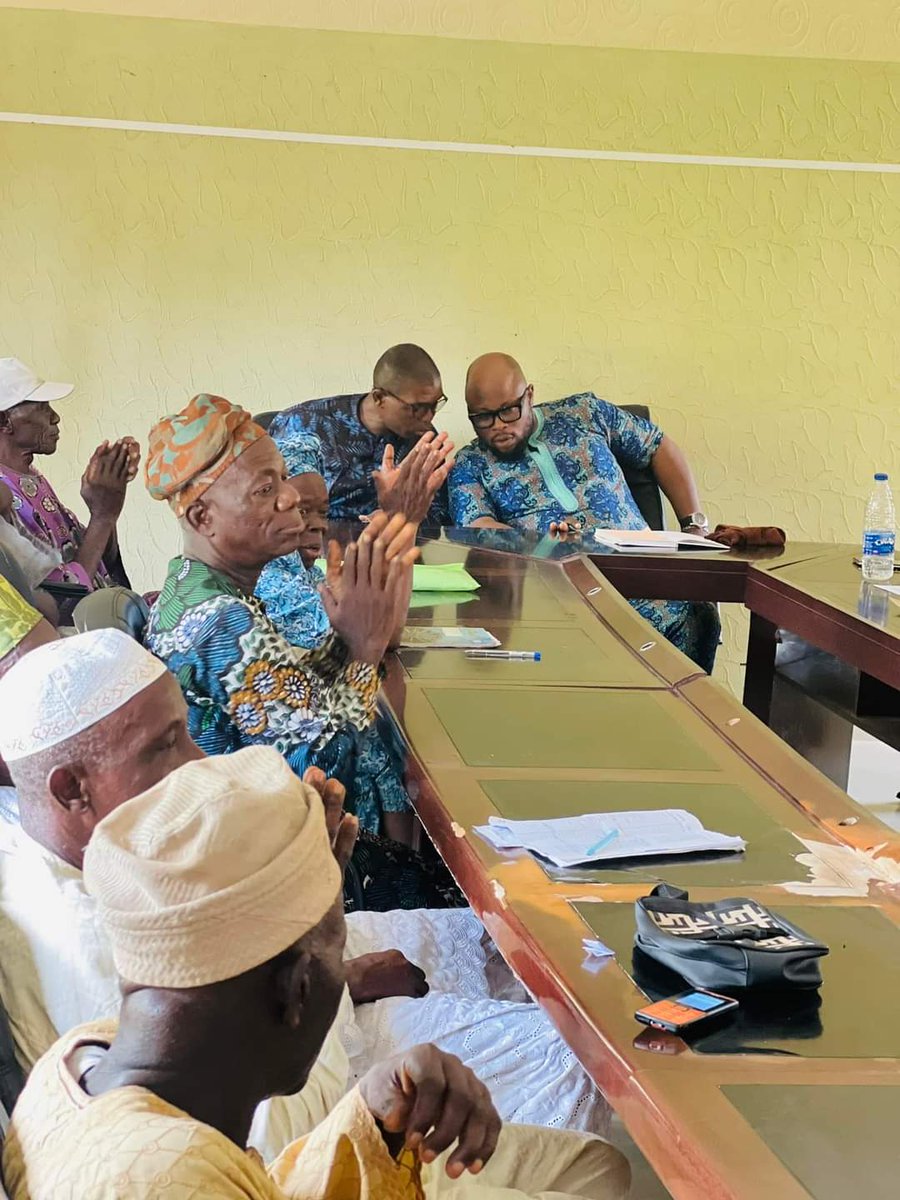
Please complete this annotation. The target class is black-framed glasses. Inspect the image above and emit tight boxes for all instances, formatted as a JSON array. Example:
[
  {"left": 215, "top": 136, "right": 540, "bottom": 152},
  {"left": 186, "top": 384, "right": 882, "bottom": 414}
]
[
  {"left": 469, "top": 385, "right": 531, "bottom": 431},
  {"left": 377, "top": 388, "right": 448, "bottom": 419}
]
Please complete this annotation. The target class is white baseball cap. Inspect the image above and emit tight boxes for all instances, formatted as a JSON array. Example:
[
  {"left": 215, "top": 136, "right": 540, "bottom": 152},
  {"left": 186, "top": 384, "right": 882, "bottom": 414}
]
[{"left": 0, "top": 357, "right": 74, "bottom": 414}]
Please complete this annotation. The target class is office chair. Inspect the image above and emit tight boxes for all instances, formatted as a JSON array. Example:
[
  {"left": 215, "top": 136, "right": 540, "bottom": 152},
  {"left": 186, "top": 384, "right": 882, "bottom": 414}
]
[
  {"left": 618, "top": 404, "right": 665, "bottom": 531},
  {"left": 72, "top": 588, "right": 150, "bottom": 642},
  {"left": 253, "top": 410, "right": 279, "bottom": 432}
]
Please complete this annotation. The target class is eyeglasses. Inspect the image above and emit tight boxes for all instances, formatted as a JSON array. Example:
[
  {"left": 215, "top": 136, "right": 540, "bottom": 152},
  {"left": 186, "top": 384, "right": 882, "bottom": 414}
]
[
  {"left": 468, "top": 386, "right": 531, "bottom": 431},
  {"left": 378, "top": 388, "right": 448, "bottom": 419}
]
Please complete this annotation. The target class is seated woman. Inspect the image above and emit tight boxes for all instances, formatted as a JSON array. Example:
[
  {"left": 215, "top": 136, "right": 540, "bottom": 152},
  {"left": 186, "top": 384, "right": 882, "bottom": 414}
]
[
  {"left": 143, "top": 393, "right": 459, "bottom": 911},
  {"left": 256, "top": 429, "right": 412, "bottom": 843}
]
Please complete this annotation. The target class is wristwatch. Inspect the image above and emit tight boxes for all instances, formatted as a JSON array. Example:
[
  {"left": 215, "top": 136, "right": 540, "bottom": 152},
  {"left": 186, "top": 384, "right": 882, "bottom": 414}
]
[{"left": 679, "top": 512, "right": 709, "bottom": 532}]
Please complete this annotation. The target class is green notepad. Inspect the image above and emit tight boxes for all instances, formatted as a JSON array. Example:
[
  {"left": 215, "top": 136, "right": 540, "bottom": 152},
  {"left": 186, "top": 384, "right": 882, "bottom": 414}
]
[
  {"left": 314, "top": 561, "right": 479, "bottom": 593},
  {"left": 412, "top": 563, "right": 480, "bottom": 592}
]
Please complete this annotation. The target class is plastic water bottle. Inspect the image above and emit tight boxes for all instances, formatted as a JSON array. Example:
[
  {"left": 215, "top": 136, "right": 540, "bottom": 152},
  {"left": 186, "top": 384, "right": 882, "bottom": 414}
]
[
  {"left": 858, "top": 581, "right": 891, "bottom": 626},
  {"left": 861, "top": 473, "right": 895, "bottom": 581}
]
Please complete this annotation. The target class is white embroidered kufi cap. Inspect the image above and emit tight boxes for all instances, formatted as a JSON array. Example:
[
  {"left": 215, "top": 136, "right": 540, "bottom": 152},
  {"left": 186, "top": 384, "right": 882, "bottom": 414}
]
[{"left": 0, "top": 628, "right": 167, "bottom": 761}]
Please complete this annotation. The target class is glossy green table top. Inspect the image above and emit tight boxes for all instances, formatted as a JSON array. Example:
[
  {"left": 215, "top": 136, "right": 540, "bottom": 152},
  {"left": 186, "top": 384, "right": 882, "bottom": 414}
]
[
  {"left": 400, "top": 621, "right": 663, "bottom": 687},
  {"left": 721, "top": 1083, "right": 900, "bottom": 1200},
  {"left": 388, "top": 534, "right": 900, "bottom": 1200},
  {"left": 423, "top": 686, "right": 721, "bottom": 771}
]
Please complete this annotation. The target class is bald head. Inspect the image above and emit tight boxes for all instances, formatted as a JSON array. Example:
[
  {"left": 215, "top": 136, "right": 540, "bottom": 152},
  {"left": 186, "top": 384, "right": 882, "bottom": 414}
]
[
  {"left": 465, "top": 353, "right": 525, "bottom": 410},
  {"left": 464, "top": 353, "right": 534, "bottom": 456}
]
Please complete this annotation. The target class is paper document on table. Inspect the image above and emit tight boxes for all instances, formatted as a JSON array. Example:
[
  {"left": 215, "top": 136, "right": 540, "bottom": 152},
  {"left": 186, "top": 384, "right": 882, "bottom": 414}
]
[
  {"left": 874, "top": 584, "right": 900, "bottom": 596},
  {"left": 593, "top": 529, "right": 729, "bottom": 554},
  {"left": 474, "top": 809, "right": 745, "bottom": 868}
]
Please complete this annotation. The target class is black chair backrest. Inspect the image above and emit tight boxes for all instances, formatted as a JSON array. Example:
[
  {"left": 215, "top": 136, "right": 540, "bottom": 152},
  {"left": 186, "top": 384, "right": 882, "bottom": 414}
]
[
  {"left": 254, "top": 410, "right": 279, "bottom": 433},
  {"left": 72, "top": 587, "right": 150, "bottom": 642},
  {"left": 618, "top": 404, "right": 665, "bottom": 530}
]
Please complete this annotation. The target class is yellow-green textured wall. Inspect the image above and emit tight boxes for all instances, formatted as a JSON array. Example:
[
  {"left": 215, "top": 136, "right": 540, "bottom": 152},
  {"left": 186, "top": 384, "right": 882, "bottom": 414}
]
[{"left": 1, "top": 7, "right": 899, "bottom": 688}]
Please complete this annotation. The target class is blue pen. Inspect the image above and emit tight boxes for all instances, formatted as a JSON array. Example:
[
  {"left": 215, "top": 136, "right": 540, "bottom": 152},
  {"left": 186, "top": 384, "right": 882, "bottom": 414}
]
[{"left": 585, "top": 828, "right": 620, "bottom": 858}]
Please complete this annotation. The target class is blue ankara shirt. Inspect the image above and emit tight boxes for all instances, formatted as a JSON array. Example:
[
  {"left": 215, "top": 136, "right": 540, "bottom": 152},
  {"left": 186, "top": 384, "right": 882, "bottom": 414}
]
[
  {"left": 448, "top": 393, "right": 663, "bottom": 534},
  {"left": 269, "top": 394, "right": 449, "bottom": 525}
]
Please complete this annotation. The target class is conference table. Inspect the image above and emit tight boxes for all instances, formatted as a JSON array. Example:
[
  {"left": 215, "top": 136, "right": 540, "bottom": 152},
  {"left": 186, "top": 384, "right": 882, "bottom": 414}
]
[{"left": 381, "top": 529, "right": 900, "bottom": 1200}]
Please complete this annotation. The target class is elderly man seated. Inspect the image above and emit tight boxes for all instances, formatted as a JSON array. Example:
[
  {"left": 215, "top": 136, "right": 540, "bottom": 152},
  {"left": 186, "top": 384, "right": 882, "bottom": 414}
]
[
  {"left": 142, "top": 393, "right": 459, "bottom": 910},
  {"left": 268, "top": 344, "right": 453, "bottom": 524},
  {"left": 255, "top": 427, "right": 413, "bottom": 844},
  {"left": 0, "top": 357, "right": 139, "bottom": 592},
  {"left": 449, "top": 353, "right": 720, "bottom": 673},
  {"left": 0, "top": 637, "right": 628, "bottom": 1199},
  {"left": 144, "top": 392, "right": 413, "bottom": 781}
]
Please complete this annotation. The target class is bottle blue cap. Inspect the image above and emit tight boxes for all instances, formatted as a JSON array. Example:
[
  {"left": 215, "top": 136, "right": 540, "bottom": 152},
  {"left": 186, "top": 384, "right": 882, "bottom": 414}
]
[{"left": 875, "top": 473, "right": 889, "bottom": 481}]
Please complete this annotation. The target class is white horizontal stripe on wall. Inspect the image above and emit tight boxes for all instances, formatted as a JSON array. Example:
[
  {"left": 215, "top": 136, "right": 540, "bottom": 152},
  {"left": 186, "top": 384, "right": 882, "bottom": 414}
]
[{"left": 2, "top": 111, "right": 899, "bottom": 173}]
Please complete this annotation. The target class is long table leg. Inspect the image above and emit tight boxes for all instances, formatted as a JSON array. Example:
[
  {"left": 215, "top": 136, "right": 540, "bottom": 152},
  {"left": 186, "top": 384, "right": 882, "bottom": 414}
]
[{"left": 743, "top": 612, "right": 778, "bottom": 723}]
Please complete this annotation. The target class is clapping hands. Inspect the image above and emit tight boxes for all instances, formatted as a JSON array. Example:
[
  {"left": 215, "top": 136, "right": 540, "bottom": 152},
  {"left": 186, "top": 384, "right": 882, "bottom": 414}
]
[
  {"left": 80, "top": 438, "right": 141, "bottom": 523},
  {"left": 373, "top": 432, "right": 454, "bottom": 526},
  {"left": 320, "top": 511, "right": 419, "bottom": 665}
]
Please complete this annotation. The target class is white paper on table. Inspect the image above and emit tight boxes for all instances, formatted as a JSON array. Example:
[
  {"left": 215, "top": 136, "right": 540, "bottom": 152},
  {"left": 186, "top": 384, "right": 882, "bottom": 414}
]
[
  {"left": 474, "top": 809, "right": 745, "bottom": 868},
  {"left": 593, "top": 529, "right": 729, "bottom": 554},
  {"left": 874, "top": 584, "right": 900, "bottom": 596},
  {"left": 583, "top": 938, "right": 616, "bottom": 959}
]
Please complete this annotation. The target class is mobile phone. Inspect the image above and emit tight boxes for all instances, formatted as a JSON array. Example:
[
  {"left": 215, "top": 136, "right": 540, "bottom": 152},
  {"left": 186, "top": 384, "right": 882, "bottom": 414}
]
[{"left": 635, "top": 989, "right": 738, "bottom": 1034}]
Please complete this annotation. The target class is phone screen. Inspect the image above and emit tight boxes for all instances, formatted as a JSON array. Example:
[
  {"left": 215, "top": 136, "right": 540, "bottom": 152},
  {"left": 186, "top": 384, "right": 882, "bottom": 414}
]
[
  {"left": 636, "top": 989, "right": 737, "bottom": 1031},
  {"left": 680, "top": 991, "right": 726, "bottom": 1011}
]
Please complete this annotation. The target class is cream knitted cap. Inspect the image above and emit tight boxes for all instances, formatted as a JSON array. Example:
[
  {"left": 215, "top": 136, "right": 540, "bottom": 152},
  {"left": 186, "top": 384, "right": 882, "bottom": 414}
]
[{"left": 83, "top": 746, "right": 342, "bottom": 988}]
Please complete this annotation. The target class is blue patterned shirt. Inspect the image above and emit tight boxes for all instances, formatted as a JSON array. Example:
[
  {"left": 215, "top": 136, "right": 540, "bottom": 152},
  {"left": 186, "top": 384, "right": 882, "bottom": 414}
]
[
  {"left": 256, "top": 555, "right": 331, "bottom": 650},
  {"left": 269, "top": 394, "right": 449, "bottom": 524},
  {"left": 449, "top": 393, "right": 663, "bottom": 534}
]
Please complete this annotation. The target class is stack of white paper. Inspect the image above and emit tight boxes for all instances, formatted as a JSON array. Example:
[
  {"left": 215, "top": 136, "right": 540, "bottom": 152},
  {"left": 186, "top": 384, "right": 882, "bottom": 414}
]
[
  {"left": 474, "top": 809, "right": 745, "bottom": 868},
  {"left": 593, "top": 529, "right": 729, "bottom": 554}
]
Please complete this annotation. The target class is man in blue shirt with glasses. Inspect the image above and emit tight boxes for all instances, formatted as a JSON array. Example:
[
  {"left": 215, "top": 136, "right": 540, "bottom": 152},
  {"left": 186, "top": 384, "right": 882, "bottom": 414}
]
[
  {"left": 269, "top": 344, "right": 452, "bottom": 526},
  {"left": 448, "top": 352, "right": 719, "bottom": 672}
]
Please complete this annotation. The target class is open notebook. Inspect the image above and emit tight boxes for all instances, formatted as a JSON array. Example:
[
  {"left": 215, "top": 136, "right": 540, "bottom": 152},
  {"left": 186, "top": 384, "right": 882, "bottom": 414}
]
[
  {"left": 475, "top": 810, "right": 745, "bottom": 868},
  {"left": 593, "top": 530, "right": 728, "bottom": 553}
]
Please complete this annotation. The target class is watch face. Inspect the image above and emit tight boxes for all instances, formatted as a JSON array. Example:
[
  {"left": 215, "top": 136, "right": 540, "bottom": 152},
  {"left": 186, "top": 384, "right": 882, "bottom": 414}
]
[{"left": 682, "top": 513, "right": 708, "bottom": 529}]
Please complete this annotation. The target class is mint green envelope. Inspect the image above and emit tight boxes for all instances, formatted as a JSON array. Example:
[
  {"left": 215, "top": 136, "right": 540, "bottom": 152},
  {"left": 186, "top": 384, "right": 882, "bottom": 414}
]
[{"left": 315, "top": 560, "right": 479, "bottom": 593}]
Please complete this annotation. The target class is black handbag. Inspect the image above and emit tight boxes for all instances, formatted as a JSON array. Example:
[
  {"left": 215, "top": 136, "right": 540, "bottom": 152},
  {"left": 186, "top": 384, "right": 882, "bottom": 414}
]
[{"left": 635, "top": 885, "right": 829, "bottom": 991}]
